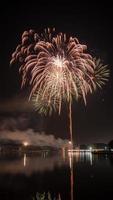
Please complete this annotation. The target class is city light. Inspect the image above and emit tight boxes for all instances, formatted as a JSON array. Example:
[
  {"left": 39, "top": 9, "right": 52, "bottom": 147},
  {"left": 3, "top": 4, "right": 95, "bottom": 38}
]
[
  {"left": 23, "top": 154, "right": 27, "bottom": 167},
  {"left": 89, "top": 146, "right": 92, "bottom": 151},
  {"left": 23, "top": 141, "right": 29, "bottom": 147},
  {"left": 69, "top": 141, "right": 72, "bottom": 145}
]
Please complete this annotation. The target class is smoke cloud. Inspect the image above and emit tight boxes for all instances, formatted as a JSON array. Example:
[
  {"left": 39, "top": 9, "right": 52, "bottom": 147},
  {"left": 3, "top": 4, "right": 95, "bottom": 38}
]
[{"left": 0, "top": 116, "right": 68, "bottom": 148}]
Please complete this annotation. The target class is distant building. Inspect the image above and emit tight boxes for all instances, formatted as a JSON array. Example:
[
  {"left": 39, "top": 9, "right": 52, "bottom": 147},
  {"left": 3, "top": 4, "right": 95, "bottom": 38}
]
[
  {"left": 79, "top": 144, "right": 89, "bottom": 150},
  {"left": 90, "top": 143, "right": 108, "bottom": 153},
  {"left": 0, "top": 139, "right": 62, "bottom": 155},
  {"left": 0, "top": 143, "right": 21, "bottom": 154},
  {"left": 79, "top": 143, "right": 108, "bottom": 152}
]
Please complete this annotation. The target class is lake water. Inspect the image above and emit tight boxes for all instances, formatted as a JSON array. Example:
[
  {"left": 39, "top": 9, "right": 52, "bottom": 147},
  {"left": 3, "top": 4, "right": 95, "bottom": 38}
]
[{"left": 0, "top": 152, "right": 113, "bottom": 200}]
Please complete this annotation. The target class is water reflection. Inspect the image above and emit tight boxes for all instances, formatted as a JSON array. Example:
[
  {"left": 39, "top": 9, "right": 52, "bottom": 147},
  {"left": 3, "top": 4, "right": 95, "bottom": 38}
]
[
  {"left": 67, "top": 152, "right": 111, "bottom": 200},
  {"left": 23, "top": 153, "right": 27, "bottom": 167},
  {"left": 79, "top": 152, "right": 93, "bottom": 165},
  {"left": 0, "top": 152, "right": 95, "bottom": 176},
  {"left": 108, "top": 154, "right": 113, "bottom": 166},
  {"left": 0, "top": 153, "right": 68, "bottom": 176},
  {"left": 68, "top": 152, "right": 93, "bottom": 200},
  {"left": 68, "top": 151, "right": 93, "bottom": 165},
  {"left": 0, "top": 152, "right": 113, "bottom": 200},
  {"left": 68, "top": 152, "right": 74, "bottom": 200}
]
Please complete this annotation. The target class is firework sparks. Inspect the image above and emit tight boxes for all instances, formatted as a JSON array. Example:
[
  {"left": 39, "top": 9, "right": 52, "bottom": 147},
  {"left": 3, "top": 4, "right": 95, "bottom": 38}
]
[{"left": 10, "top": 28, "right": 109, "bottom": 144}]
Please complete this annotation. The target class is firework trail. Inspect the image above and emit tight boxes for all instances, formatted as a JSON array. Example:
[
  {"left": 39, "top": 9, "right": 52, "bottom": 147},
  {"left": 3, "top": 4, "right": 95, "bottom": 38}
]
[{"left": 10, "top": 28, "right": 109, "bottom": 144}]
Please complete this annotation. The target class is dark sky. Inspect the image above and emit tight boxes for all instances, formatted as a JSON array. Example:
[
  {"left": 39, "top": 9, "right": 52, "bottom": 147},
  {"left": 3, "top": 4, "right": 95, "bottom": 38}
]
[{"left": 0, "top": 1, "right": 113, "bottom": 145}]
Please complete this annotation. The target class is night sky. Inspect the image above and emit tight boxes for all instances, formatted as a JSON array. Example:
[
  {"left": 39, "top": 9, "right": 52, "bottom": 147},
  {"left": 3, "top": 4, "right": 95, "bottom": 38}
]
[{"left": 0, "top": 2, "right": 113, "bottom": 145}]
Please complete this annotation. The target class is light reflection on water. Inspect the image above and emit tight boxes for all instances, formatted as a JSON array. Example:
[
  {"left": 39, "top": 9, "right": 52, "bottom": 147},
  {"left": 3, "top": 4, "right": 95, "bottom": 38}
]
[
  {"left": 68, "top": 152, "right": 94, "bottom": 200},
  {"left": 0, "top": 153, "right": 69, "bottom": 175},
  {"left": 0, "top": 152, "right": 94, "bottom": 175},
  {"left": 0, "top": 152, "right": 113, "bottom": 200}
]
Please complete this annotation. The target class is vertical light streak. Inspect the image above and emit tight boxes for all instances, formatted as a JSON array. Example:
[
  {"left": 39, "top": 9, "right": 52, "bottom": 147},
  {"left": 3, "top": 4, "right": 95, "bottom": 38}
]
[
  {"left": 89, "top": 152, "right": 93, "bottom": 166},
  {"left": 69, "top": 100, "right": 73, "bottom": 150},
  {"left": 68, "top": 152, "right": 74, "bottom": 200},
  {"left": 62, "top": 147, "right": 66, "bottom": 161},
  {"left": 23, "top": 153, "right": 27, "bottom": 167}
]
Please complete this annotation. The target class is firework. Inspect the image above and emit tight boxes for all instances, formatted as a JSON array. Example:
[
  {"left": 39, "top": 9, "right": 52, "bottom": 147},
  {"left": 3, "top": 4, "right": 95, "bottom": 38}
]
[
  {"left": 10, "top": 28, "right": 109, "bottom": 144},
  {"left": 93, "top": 57, "right": 109, "bottom": 90}
]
